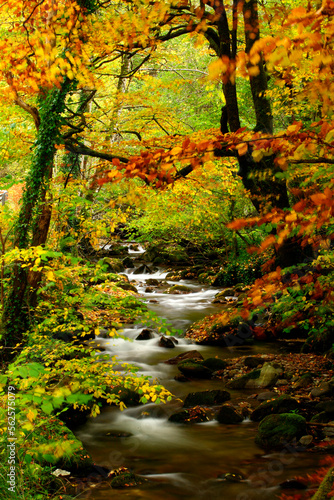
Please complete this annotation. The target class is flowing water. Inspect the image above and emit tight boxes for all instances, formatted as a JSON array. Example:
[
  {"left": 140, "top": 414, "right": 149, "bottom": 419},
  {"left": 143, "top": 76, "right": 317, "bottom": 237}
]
[{"left": 76, "top": 245, "right": 321, "bottom": 500}]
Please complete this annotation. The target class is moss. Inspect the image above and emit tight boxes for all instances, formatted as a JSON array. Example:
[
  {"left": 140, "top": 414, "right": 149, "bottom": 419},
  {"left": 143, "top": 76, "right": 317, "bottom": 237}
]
[
  {"left": 255, "top": 413, "right": 307, "bottom": 450},
  {"left": 251, "top": 395, "right": 300, "bottom": 422},
  {"left": 110, "top": 472, "right": 141, "bottom": 488}
]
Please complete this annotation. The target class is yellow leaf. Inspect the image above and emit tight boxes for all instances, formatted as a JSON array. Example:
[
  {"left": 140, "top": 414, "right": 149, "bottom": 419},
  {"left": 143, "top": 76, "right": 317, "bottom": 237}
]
[
  {"left": 170, "top": 146, "right": 182, "bottom": 155},
  {"left": 46, "top": 271, "right": 56, "bottom": 281},
  {"left": 252, "top": 149, "right": 264, "bottom": 162}
]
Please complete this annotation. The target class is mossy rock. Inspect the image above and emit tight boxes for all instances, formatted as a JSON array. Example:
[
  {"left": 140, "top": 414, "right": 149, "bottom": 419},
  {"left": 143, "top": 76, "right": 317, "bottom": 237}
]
[
  {"left": 251, "top": 395, "right": 300, "bottom": 422},
  {"left": 255, "top": 413, "right": 307, "bottom": 450},
  {"left": 177, "top": 360, "right": 212, "bottom": 379},
  {"left": 110, "top": 387, "right": 141, "bottom": 406},
  {"left": 202, "top": 357, "right": 228, "bottom": 372},
  {"left": 310, "top": 412, "right": 332, "bottom": 424},
  {"left": 216, "top": 405, "right": 243, "bottom": 424},
  {"left": 226, "top": 369, "right": 261, "bottom": 390},
  {"left": 116, "top": 283, "right": 138, "bottom": 293},
  {"left": 183, "top": 390, "right": 230, "bottom": 408},
  {"left": 110, "top": 472, "right": 142, "bottom": 488},
  {"left": 31, "top": 419, "right": 93, "bottom": 474},
  {"left": 99, "top": 257, "right": 125, "bottom": 273}
]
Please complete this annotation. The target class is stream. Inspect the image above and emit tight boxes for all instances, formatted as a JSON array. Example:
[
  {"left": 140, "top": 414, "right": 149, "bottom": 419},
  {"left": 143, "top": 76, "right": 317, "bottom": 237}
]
[{"left": 75, "top": 244, "right": 321, "bottom": 500}]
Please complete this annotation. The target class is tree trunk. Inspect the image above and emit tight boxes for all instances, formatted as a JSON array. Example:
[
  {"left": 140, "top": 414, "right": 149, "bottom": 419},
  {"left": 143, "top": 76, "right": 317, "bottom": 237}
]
[{"left": 1, "top": 80, "right": 72, "bottom": 356}]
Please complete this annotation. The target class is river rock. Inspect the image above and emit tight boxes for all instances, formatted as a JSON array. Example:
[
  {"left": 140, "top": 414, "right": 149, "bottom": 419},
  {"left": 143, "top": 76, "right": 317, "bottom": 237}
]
[
  {"left": 257, "top": 391, "right": 278, "bottom": 401},
  {"left": 323, "top": 422, "right": 334, "bottom": 437},
  {"left": 255, "top": 413, "right": 307, "bottom": 450},
  {"left": 227, "top": 362, "right": 283, "bottom": 390},
  {"left": 315, "top": 401, "right": 334, "bottom": 414},
  {"left": 158, "top": 336, "right": 176, "bottom": 348},
  {"left": 216, "top": 405, "right": 243, "bottom": 424},
  {"left": 122, "top": 256, "right": 134, "bottom": 268},
  {"left": 136, "top": 328, "right": 155, "bottom": 340},
  {"left": 165, "top": 284, "right": 192, "bottom": 294},
  {"left": 146, "top": 278, "right": 160, "bottom": 286},
  {"left": 177, "top": 360, "right": 213, "bottom": 379},
  {"left": 99, "top": 257, "right": 125, "bottom": 273},
  {"left": 310, "top": 412, "right": 333, "bottom": 423},
  {"left": 248, "top": 362, "right": 283, "bottom": 388},
  {"left": 168, "top": 406, "right": 209, "bottom": 424},
  {"left": 299, "top": 435, "right": 313, "bottom": 447},
  {"left": 202, "top": 357, "right": 228, "bottom": 372},
  {"left": 310, "top": 381, "right": 334, "bottom": 398},
  {"left": 251, "top": 395, "right": 300, "bottom": 422},
  {"left": 110, "top": 387, "right": 141, "bottom": 406},
  {"left": 218, "top": 472, "right": 245, "bottom": 483},
  {"left": 294, "top": 373, "right": 314, "bottom": 389},
  {"left": 133, "top": 264, "right": 152, "bottom": 274},
  {"left": 244, "top": 356, "right": 266, "bottom": 369},
  {"left": 145, "top": 286, "right": 154, "bottom": 293},
  {"left": 183, "top": 390, "right": 231, "bottom": 408},
  {"left": 110, "top": 471, "right": 143, "bottom": 488},
  {"left": 226, "top": 369, "right": 261, "bottom": 390},
  {"left": 117, "top": 283, "right": 138, "bottom": 293},
  {"left": 164, "top": 350, "right": 204, "bottom": 365}
]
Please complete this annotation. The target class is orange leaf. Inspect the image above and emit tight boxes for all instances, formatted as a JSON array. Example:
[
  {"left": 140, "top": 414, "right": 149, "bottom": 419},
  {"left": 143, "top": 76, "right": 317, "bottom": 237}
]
[{"left": 236, "top": 142, "right": 248, "bottom": 156}]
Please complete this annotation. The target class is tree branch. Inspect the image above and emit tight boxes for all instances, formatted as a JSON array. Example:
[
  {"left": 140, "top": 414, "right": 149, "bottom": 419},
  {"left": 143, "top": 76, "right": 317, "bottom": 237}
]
[{"left": 64, "top": 139, "right": 129, "bottom": 164}]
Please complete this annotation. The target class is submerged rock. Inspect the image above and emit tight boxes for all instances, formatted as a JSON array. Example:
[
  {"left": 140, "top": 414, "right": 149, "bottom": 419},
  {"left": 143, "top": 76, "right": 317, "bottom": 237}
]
[
  {"left": 165, "top": 284, "right": 193, "bottom": 294},
  {"left": 183, "top": 390, "right": 230, "bottom": 408},
  {"left": 255, "top": 413, "right": 307, "bottom": 450}
]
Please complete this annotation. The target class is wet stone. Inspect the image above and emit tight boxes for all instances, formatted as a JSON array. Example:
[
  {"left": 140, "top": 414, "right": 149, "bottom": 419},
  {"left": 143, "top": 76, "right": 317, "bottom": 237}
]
[
  {"left": 164, "top": 350, "right": 204, "bottom": 365},
  {"left": 183, "top": 390, "right": 230, "bottom": 408},
  {"left": 158, "top": 336, "right": 176, "bottom": 348},
  {"left": 216, "top": 405, "right": 243, "bottom": 424},
  {"left": 136, "top": 328, "right": 155, "bottom": 341}
]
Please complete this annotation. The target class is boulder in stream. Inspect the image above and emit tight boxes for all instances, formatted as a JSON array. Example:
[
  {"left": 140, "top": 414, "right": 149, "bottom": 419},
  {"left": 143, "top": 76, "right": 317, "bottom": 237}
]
[
  {"left": 251, "top": 395, "right": 300, "bottom": 422},
  {"left": 133, "top": 264, "right": 152, "bottom": 275},
  {"left": 168, "top": 406, "right": 209, "bottom": 424},
  {"left": 158, "top": 336, "right": 176, "bottom": 348},
  {"left": 183, "top": 389, "right": 231, "bottom": 407},
  {"left": 164, "top": 350, "right": 204, "bottom": 365},
  {"left": 177, "top": 360, "right": 213, "bottom": 379},
  {"left": 255, "top": 413, "right": 307, "bottom": 450},
  {"left": 164, "top": 284, "right": 193, "bottom": 294},
  {"left": 146, "top": 278, "right": 160, "bottom": 286},
  {"left": 136, "top": 328, "right": 155, "bottom": 340},
  {"left": 202, "top": 357, "right": 228, "bottom": 372},
  {"left": 216, "top": 405, "right": 243, "bottom": 424},
  {"left": 122, "top": 256, "right": 134, "bottom": 268}
]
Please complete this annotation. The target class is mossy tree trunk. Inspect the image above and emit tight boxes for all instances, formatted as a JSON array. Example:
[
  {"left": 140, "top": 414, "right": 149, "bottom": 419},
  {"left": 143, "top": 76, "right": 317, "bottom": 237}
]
[{"left": 1, "top": 80, "right": 72, "bottom": 356}]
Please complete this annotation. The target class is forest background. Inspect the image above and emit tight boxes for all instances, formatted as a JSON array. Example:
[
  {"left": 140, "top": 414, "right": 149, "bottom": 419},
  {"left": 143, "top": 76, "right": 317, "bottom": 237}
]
[{"left": 0, "top": 0, "right": 334, "bottom": 498}]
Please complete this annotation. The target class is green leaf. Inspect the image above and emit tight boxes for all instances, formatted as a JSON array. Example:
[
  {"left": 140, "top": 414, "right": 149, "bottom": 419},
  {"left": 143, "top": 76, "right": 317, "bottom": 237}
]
[{"left": 41, "top": 402, "right": 53, "bottom": 415}]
